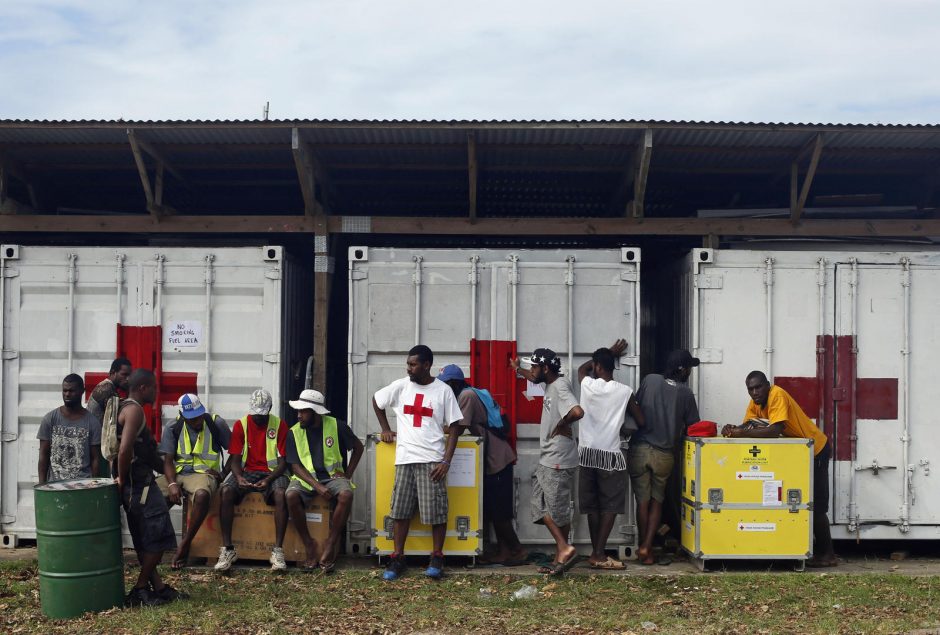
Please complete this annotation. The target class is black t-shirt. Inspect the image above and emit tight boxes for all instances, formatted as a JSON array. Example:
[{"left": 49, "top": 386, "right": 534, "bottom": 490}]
[{"left": 285, "top": 419, "right": 357, "bottom": 482}]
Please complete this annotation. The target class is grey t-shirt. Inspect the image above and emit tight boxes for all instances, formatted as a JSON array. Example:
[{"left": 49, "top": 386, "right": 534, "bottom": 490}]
[
  {"left": 159, "top": 416, "right": 231, "bottom": 474},
  {"left": 36, "top": 408, "right": 102, "bottom": 482},
  {"left": 632, "top": 374, "right": 700, "bottom": 451},
  {"left": 539, "top": 376, "right": 580, "bottom": 469}
]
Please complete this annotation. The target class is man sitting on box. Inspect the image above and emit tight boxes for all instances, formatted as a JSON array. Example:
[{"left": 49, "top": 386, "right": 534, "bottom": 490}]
[
  {"left": 285, "top": 388, "right": 364, "bottom": 573},
  {"left": 214, "top": 389, "right": 290, "bottom": 572},
  {"left": 721, "top": 370, "right": 837, "bottom": 568},
  {"left": 157, "top": 393, "right": 231, "bottom": 570}
]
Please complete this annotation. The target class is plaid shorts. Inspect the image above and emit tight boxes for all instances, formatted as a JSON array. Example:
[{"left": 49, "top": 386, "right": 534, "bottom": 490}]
[
  {"left": 531, "top": 464, "right": 575, "bottom": 526},
  {"left": 389, "top": 463, "right": 448, "bottom": 525}
]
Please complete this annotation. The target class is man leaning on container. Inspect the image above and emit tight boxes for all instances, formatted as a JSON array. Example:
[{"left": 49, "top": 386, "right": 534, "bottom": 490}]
[
  {"left": 372, "top": 344, "right": 464, "bottom": 581},
  {"left": 721, "top": 370, "right": 837, "bottom": 568},
  {"left": 155, "top": 393, "right": 231, "bottom": 570}
]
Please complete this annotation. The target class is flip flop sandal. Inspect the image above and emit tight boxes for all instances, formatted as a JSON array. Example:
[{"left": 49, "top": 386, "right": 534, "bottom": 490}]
[
  {"left": 550, "top": 554, "right": 581, "bottom": 576},
  {"left": 319, "top": 561, "right": 337, "bottom": 574},
  {"left": 590, "top": 557, "right": 625, "bottom": 570},
  {"left": 300, "top": 561, "right": 319, "bottom": 571},
  {"left": 537, "top": 564, "right": 557, "bottom": 574}
]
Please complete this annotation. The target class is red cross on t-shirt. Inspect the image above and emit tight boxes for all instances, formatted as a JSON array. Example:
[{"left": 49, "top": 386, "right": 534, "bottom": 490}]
[{"left": 403, "top": 393, "right": 434, "bottom": 427}]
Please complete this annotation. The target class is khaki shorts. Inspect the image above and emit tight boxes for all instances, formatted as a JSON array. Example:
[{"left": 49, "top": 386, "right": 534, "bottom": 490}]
[
  {"left": 155, "top": 472, "right": 220, "bottom": 501},
  {"left": 286, "top": 477, "right": 353, "bottom": 505},
  {"left": 627, "top": 443, "right": 674, "bottom": 503}
]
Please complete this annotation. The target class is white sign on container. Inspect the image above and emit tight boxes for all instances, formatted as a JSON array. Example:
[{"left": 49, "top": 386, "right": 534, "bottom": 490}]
[{"left": 166, "top": 321, "right": 202, "bottom": 348}]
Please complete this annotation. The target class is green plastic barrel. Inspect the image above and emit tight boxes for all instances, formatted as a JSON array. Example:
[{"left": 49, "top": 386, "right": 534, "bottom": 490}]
[{"left": 35, "top": 478, "right": 124, "bottom": 618}]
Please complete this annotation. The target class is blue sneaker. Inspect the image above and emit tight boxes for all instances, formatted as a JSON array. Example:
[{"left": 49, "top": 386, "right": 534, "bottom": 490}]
[
  {"left": 383, "top": 555, "right": 406, "bottom": 581},
  {"left": 424, "top": 553, "right": 445, "bottom": 579}
]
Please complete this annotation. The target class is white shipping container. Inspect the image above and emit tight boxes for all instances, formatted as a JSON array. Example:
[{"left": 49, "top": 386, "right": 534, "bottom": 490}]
[
  {"left": 680, "top": 247, "right": 940, "bottom": 539},
  {"left": 0, "top": 245, "right": 309, "bottom": 544},
  {"left": 346, "top": 247, "right": 642, "bottom": 556}
]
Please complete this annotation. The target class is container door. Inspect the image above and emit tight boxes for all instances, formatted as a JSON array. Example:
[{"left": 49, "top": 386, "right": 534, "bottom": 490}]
[{"left": 834, "top": 263, "right": 904, "bottom": 526}]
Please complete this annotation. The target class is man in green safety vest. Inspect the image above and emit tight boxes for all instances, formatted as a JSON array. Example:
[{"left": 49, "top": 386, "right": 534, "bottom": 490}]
[
  {"left": 215, "top": 388, "right": 290, "bottom": 572},
  {"left": 156, "top": 393, "right": 231, "bottom": 569},
  {"left": 285, "top": 389, "right": 364, "bottom": 572}
]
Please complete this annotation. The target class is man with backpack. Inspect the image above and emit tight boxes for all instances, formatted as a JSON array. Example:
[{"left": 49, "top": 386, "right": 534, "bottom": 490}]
[
  {"left": 156, "top": 393, "right": 231, "bottom": 569},
  {"left": 111, "top": 369, "right": 187, "bottom": 607},
  {"left": 438, "top": 364, "right": 526, "bottom": 566}
]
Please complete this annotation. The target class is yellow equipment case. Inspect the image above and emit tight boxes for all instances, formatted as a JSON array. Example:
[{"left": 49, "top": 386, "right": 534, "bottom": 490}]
[
  {"left": 370, "top": 435, "right": 483, "bottom": 559},
  {"left": 681, "top": 437, "right": 814, "bottom": 571}
]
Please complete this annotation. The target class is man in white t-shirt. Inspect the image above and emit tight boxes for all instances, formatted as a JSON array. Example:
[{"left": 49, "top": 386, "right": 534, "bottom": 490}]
[
  {"left": 576, "top": 340, "right": 644, "bottom": 569},
  {"left": 373, "top": 344, "right": 464, "bottom": 581}
]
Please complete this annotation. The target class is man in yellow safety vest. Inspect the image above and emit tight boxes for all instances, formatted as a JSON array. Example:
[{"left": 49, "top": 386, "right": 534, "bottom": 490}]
[
  {"left": 285, "top": 389, "right": 364, "bottom": 572},
  {"left": 157, "top": 393, "right": 231, "bottom": 569},
  {"left": 215, "top": 388, "right": 290, "bottom": 572}
]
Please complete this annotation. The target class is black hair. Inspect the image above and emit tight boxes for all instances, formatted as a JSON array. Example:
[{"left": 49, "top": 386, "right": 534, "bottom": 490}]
[
  {"left": 408, "top": 345, "right": 434, "bottom": 365},
  {"left": 746, "top": 370, "right": 769, "bottom": 385},
  {"left": 592, "top": 347, "right": 616, "bottom": 373},
  {"left": 62, "top": 373, "right": 84, "bottom": 390},
  {"left": 109, "top": 357, "right": 132, "bottom": 374},
  {"left": 128, "top": 368, "right": 156, "bottom": 392}
]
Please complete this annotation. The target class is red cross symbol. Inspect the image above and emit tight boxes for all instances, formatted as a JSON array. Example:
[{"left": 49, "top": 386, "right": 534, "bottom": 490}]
[
  {"left": 774, "top": 335, "right": 898, "bottom": 462},
  {"left": 403, "top": 393, "right": 434, "bottom": 428},
  {"left": 84, "top": 324, "right": 198, "bottom": 439}
]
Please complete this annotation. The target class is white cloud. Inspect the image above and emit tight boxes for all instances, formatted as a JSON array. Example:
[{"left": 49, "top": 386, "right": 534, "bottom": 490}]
[{"left": 0, "top": 0, "right": 939, "bottom": 123}]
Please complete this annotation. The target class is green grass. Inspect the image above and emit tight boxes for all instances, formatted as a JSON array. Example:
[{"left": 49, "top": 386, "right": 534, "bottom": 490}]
[{"left": 2, "top": 559, "right": 939, "bottom": 634}]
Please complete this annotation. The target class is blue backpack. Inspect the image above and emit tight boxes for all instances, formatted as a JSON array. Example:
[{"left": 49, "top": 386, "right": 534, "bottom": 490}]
[{"left": 469, "top": 387, "right": 505, "bottom": 431}]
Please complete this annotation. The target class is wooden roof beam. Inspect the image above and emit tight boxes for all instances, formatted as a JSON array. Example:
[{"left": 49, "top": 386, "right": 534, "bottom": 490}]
[
  {"left": 127, "top": 129, "right": 177, "bottom": 218},
  {"left": 468, "top": 132, "right": 478, "bottom": 223},
  {"left": 291, "top": 128, "right": 322, "bottom": 216},
  {"left": 627, "top": 129, "right": 653, "bottom": 218},
  {"left": 5, "top": 214, "right": 940, "bottom": 238},
  {"left": 790, "top": 134, "right": 825, "bottom": 223}
]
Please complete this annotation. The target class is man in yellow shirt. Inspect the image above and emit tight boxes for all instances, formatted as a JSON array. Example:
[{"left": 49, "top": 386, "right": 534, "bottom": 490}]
[{"left": 721, "top": 370, "right": 836, "bottom": 567}]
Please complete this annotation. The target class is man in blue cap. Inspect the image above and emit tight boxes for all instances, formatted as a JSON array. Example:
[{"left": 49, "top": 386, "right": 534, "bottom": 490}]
[
  {"left": 438, "top": 364, "right": 526, "bottom": 566},
  {"left": 156, "top": 393, "right": 231, "bottom": 569}
]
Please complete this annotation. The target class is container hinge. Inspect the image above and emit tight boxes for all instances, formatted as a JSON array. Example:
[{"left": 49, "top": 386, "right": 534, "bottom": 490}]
[
  {"left": 1, "top": 432, "right": 17, "bottom": 442},
  {"left": 1, "top": 515, "right": 14, "bottom": 524},
  {"left": 350, "top": 353, "right": 367, "bottom": 364},
  {"left": 1, "top": 350, "right": 18, "bottom": 360},
  {"left": 694, "top": 274, "right": 723, "bottom": 289},
  {"left": 350, "top": 270, "right": 368, "bottom": 281},
  {"left": 693, "top": 348, "right": 722, "bottom": 363},
  {"left": 265, "top": 269, "right": 281, "bottom": 280},
  {"left": 263, "top": 353, "right": 279, "bottom": 364},
  {"left": 1, "top": 268, "right": 18, "bottom": 278},
  {"left": 383, "top": 515, "right": 394, "bottom": 537},
  {"left": 455, "top": 516, "right": 470, "bottom": 540},
  {"left": 620, "top": 271, "right": 638, "bottom": 282}
]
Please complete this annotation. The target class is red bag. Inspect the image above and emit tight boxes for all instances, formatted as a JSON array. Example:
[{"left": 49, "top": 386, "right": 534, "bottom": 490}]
[{"left": 687, "top": 420, "right": 718, "bottom": 437}]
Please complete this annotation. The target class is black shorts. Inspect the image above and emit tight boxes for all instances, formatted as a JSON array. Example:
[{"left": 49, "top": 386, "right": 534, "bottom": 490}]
[
  {"left": 578, "top": 465, "right": 627, "bottom": 514},
  {"left": 123, "top": 482, "right": 177, "bottom": 554},
  {"left": 221, "top": 471, "right": 289, "bottom": 506},
  {"left": 483, "top": 464, "right": 514, "bottom": 522}
]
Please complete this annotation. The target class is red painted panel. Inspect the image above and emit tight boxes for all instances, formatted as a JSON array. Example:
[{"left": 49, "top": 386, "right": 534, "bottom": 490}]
[
  {"left": 834, "top": 335, "right": 856, "bottom": 462},
  {"left": 856, "top": 378, "right": 899, "bottom": 420},
  {"left": 773, "top": 376, "right": 820, "bottom": 422},
  {"left": 83, "top": 372, "right": 109, "bottom": 401}
]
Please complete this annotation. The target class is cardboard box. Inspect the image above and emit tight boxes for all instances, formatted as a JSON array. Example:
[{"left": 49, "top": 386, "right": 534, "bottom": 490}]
[{"left": 187, "top": 492, "right": 330, "bottom": 563}]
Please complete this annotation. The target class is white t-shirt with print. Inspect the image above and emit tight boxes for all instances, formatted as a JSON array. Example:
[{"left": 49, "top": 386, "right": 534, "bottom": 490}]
[{"left": 374, "top": 377, "right": 464, "bottom": 465}]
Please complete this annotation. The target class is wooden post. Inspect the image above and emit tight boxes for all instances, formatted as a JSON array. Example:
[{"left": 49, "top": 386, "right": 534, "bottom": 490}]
[
  {"left": 127, "top": 129, "right": 156, "bottom": 217},
  {"left": 467, "top": 132, "right": 478, "bottom": 223},
  {"left": 790, "top": 162, "right": 798, "bottom": 212},
  {"left": 312, "top": 226, "right": 332, "bottom": 392}
]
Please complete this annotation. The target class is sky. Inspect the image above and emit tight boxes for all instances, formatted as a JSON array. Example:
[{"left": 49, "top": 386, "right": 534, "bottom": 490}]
[{"left": 1, "top": 0, "right": 939, "bottom": 124}]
